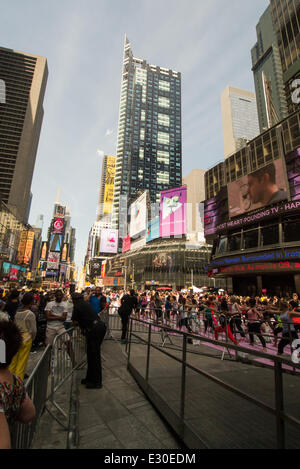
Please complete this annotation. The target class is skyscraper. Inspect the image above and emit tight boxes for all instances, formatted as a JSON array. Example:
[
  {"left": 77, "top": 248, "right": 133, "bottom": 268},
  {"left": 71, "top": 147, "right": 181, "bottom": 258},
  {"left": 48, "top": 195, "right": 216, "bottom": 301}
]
[
  {"left": 0, "top": 47, "right": 48, "bottom": 222},
  {"left": 97, "top": 154, "right": 116, "bottom": 221},
  {"left": 270, "top": 0, "right": 300, "bottom": 115},
  {"left": 112, "top": 36, "right": 182, "bottom": 229},
  {"left": 221, "top": 86, "right": 260, "bottom": 158},
  {"left": 251, "top": 5, "right": 288, "bottom": 132}
]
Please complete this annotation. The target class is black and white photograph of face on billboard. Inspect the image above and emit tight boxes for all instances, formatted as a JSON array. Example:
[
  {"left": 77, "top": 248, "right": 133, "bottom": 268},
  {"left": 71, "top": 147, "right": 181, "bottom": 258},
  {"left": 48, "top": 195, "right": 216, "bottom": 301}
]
[{"left": 228, "top": 158, "right": 288, "bottom": 218}]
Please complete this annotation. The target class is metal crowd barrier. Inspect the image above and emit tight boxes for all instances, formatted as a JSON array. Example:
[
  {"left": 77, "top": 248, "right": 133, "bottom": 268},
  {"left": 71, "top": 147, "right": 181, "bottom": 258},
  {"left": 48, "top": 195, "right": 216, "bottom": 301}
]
[
  {"left": 127, "top": 317, "right": 300, "bottom": 449},
  {"left": 46, "top": 326, "right": 86, "bottom": 429},
  {"left": 10, "top": 345, "right": 52, "bottom": 449}
]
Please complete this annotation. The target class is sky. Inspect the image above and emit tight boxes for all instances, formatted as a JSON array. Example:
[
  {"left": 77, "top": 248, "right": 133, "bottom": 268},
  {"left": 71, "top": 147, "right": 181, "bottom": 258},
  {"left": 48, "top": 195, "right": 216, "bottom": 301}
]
[{"left": 1, "top": 0, "right": 269, "bottom": 270}]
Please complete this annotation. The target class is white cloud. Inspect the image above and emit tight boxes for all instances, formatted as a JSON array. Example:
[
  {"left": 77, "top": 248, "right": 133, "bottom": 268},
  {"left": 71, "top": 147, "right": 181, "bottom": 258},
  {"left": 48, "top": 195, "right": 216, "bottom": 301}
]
[{"left": 105, "top": 129, "right": 113, "bottom": 136}]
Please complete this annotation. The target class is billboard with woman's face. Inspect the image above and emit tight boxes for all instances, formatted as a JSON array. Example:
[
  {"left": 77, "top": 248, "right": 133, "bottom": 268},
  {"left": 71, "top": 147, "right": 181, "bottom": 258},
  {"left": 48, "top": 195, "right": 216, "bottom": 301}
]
[{"left": 228, "top": 158, "right": 288, "bottom": 218}]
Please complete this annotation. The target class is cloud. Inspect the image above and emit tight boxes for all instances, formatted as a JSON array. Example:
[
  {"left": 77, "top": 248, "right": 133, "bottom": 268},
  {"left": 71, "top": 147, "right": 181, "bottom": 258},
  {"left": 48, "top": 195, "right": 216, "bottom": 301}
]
[
  {"left": 97, "top": 149, "right": 104, "bottom": 157},
  {"left": 105, "top": 128, "right": 113, "bottom": 136}
]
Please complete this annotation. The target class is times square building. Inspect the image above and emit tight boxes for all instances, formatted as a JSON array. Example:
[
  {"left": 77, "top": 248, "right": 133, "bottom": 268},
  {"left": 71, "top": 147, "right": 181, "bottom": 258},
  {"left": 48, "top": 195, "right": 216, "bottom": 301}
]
[{"left": 204, "top": 110, "right": 300, "bottom": 297}]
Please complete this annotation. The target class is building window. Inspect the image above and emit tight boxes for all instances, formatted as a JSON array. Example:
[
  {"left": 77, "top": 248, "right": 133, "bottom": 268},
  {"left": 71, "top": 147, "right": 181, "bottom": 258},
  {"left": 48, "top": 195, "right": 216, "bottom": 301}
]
[
  {"left": 243, "top": 229, "right": 258, "bottom": 250},
  {"left": 261, "top": 224, "right": 279, "bottom": 246},
  {"left": 283, "top": 219, "right": 300, "bottom": 242}
]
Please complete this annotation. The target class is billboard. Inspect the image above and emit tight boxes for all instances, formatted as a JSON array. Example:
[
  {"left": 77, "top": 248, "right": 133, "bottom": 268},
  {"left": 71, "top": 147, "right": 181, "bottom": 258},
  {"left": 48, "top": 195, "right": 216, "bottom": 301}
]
[
  {"left": 23, "top": 231, "right": 34, "bottom": 265},
  {"left": 103, "top": 156, "right": 116, "bottom": 214},
  {"left": 228, "top": 158, "right": 288, "bottom": 218},
  {"left": 61, "top": 243, "right": 69, "bottom": 262},
  {"left": 9, "top": 265, "right": 20, "bottom": 281},
  {"left": 49, "top": 233, "right": 63, "bottom": 252},
  {"left": 130, "top": 191, "right": 147, "bottom": 238},
  {"left": 100, "top": 229, "right": 118, "bottom": 254},
  {"left": 286, "top": 147, "right": 300, "bottom": 200},
  {"left": 17, "top": 231, "right": 28, "bottom": 264},
  {"left": 101, "top": 260, "right": 107, "bottom": 278},
  {"left": 160, "top": 186, "right": 187, "bottom": 237},
  {"left": 122, "top": 235, "right": 131, "bottom": 253},
  {"left": 40, "top": 241, "right": 48, "bottom": 261},
  {"left": 52, "top": 218, "right": 65, "bottom": 234},
  {"left": 146, "top": 216, "right": 160, "bottom": 243},
  {"left": 47, "top": 251, "right": 60, "bottom": 270},
  {"left": 54, "top": 204, "right": 65, "bottom": 218}
]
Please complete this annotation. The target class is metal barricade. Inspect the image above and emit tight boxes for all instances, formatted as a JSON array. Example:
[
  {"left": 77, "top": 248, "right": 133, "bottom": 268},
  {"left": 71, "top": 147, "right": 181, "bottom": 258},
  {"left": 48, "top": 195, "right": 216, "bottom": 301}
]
[
  {"left": 127, "top": 317, "right": 300, "bottom": 449},
  {"left": 10, "top": 345, "right": 52, "bottom": 449},
  {"left": 46, "top": 327, "right": 86, "bottom": 429}
]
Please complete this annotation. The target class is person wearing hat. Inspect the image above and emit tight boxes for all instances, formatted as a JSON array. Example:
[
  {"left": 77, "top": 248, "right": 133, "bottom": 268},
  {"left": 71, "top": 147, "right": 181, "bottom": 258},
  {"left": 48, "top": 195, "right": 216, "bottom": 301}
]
[{"left": 71, "top": 293, "right": 106, "bottom": 389}]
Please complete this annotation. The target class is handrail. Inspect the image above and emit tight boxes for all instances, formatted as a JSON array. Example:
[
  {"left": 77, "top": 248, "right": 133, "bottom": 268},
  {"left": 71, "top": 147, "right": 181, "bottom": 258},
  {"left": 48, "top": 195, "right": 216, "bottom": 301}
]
[{"left": 127, "top": 316, "right": 300, "bottom": 449}]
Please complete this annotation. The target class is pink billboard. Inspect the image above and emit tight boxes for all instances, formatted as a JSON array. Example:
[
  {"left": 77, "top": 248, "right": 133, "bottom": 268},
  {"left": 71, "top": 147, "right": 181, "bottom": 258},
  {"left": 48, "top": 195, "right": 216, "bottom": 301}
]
[
  {"left": 160, "top": 186, "right": 187, "bottom": 237},
  {"left": 100, "top": 229, "right": 118, "bottom": 254},
  {"left": 122, "top": 235, "right": 131, "bottom": 253}
]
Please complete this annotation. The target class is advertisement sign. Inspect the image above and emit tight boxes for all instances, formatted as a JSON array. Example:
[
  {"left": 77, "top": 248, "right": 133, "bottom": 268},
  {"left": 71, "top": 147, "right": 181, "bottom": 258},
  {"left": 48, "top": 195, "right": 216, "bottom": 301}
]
[
  {"left": 216, "top": 199, "right": 300, "bottom": 233},
  {"left": 50, "top": 233, "right": 63, "bottom": 253},
  {"left": 61, "top": 243, "right": 69, "bottom": 262},
  {"left": 2, "top": 262, "right": 10, "bottom": 274},
  {"left": 219, "top": 261, "right": 300, "bottom": 275},
  {"left": 90, "top": 259, "right": 102, "bottom": 277},
  {"left": 130, "top": 191, "right": 147, "bottom": 238},
  {"left": 160, "top": 186, "right": 187, "bottom": 237},
  {"left": 47, "top": 251, "right": 60, "bottom": 270},
  {"left": 122, "top": 235, "right": 131, "bottom": 253},
  {"left": 100, "top": 229, "right": 118, "bottom": 254},
  {"left": 17, "top": 231, "right": 28, "bottom": 264},
  {"left": 23, "top": 231, "right": 34, "bottom": 265},
  {"left": 228, "top": 158, "right": 288, "bottom": 218},
  {"left": 40, "top": 241, "right": 48, "bottom": 261},
  {"left": 286, "top": 147, "right": 300, "bottom": 200},
  {"left": 103, "top": 156, "right": 116, "bottom": 214},
  {"left": 52, "top": 218, "right": 65, "bottom": 234},
  {"left": 54, "top": 204, "right": 65, "bottom": 218},
  {"left": 146, "top": 216, "right": 160, "bottom": 243},
  {"left": 9, "top": 265, "right": 20, "bottom": 281},
  {"left": 101, "top": 260, "right": 107, "bottom": 278}
]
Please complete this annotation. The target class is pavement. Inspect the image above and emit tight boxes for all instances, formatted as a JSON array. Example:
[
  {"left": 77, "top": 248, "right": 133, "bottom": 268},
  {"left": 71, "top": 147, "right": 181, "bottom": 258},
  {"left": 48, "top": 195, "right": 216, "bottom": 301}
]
[
  {"left": 76, "top": 338, "right": 183, "bottom": 449},
  {"left": 28, "top": 338, "right": 182, "bottom": 450}
]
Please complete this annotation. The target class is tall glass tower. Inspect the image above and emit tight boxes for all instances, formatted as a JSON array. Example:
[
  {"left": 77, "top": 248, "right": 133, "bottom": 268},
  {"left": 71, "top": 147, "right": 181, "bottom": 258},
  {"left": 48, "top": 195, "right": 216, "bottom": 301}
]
[{"left": 112, "top": 36, "right": 182, "bottom": 229}]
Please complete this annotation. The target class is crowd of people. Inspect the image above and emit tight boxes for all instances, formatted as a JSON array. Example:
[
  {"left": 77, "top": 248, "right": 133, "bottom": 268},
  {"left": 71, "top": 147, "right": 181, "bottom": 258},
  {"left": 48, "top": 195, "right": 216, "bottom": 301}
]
[{"left": 1, "top": 284, "right": 300, "bottom": 448}]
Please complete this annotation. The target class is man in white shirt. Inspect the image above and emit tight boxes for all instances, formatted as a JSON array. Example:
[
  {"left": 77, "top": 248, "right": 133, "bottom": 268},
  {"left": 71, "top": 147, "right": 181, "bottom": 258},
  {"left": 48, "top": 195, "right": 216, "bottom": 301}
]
[{"left": 45, "top": 290, "right": 69, "bottom": 345}]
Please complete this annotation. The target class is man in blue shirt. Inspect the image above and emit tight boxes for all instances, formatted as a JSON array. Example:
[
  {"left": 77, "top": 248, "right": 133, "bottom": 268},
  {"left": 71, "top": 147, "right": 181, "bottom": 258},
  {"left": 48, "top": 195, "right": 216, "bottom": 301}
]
[{"left": 89, "top": 287, "right": 103, "bottom": 315}]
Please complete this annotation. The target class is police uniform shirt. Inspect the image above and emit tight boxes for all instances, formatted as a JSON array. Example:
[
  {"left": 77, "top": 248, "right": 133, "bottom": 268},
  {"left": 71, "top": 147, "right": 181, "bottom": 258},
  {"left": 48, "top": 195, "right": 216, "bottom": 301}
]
[{"left": 72, "top": 299, "right": 100, "bottom": 330}]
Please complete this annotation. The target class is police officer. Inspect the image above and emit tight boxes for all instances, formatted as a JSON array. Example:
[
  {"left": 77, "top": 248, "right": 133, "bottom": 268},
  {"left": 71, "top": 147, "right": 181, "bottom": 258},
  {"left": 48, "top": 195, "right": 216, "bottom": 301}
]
[
  {"left": 71, "top": 293, "right": 106, "bottom": 389},
  {"left": 118, "top": 289, "right": 138, "bottom": 344}
]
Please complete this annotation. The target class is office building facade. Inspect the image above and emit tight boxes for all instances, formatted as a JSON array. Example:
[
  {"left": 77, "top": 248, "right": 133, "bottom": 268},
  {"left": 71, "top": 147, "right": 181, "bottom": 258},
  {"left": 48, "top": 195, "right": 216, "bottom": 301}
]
[
  {"left": 204, "top": 109, "right": 300, "bottom": 296},
  {"left": 221, "top": 86, "right": 260, "bottom": 158},
  {"left": 0, "top": 47, "right": 48, "bottom": 222},
  {"left": 270, "top": 0, "right": 300, "bottom": 114},
  {"left": 112, "top": 36, "right": 182, "bottom": 229},
  {"left": 251, "top": 5, "right": 288, "bottom": 132}
]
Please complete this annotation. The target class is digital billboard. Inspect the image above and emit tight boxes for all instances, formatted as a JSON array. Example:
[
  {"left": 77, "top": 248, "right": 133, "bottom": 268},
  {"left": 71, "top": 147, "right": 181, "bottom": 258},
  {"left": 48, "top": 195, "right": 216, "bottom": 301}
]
[
  {"left": 103, "top": 156, "right": 116, "bottom": 214},
  {"left": 17, "top": 231, "right": 28, "bottom": 264},
  {"left": 130, "top": 191, "right": 147, "bottom": 238},
  {"left": 203, "top": 187, "right": 228, "bottom": 237},
  {"left": 61, "top": 243, "right": 69, "bottom": 262},
  {"left": 100, "top": 229, "right": 118, "bottom": 254},
  {"left": 122, "top": 235, "right": 131, "bottom": 253},
  {"left": 9, "top": 265, "right": 20, "bottom": 281},
  {"left": 53, "top": 218, "right": 65, "bottom": 234},
  {"left": 40, "top": 241, "right": 48, "bottom": 261},
  {"left": 160, "top": 186, "right": 187, "bottom": 237},
  {"left": 50, "top": 233, "right": 63, "bottom": 252},
  {"left": 47, "top": 251, "right": 60, "bottom": 270},
  {"left": 146, "top": 216, "right": 160, "bottom": 243},
  {"left": 285, "top": 147, "right": 300, "bottom": 200},
  {"left": 23, "top": 231, "right": 34, "bottom": 265},
  {"left": 228, "top": 158, "right": 288, "bottom": 219}
]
